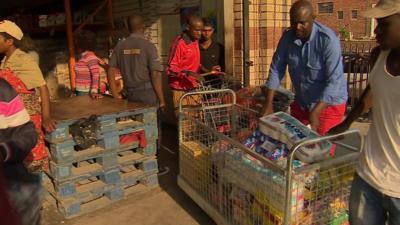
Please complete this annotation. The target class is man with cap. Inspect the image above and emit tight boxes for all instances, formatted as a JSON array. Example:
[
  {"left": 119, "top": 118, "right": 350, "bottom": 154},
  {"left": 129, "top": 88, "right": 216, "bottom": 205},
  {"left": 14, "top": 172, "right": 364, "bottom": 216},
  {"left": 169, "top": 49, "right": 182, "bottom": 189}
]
[
  {"left": 261, "top": 0, "right": 348, "bottom": 139},
  {"left": 329, "top": 0, "right": 400, "bottom": 224}
]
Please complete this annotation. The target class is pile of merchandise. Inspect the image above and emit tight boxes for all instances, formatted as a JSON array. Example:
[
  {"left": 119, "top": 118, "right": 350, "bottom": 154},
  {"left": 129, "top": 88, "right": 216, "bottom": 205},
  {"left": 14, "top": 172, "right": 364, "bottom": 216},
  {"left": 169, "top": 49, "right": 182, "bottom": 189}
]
[
  {"left": 215, "top": 112, "right": 351, "bottom": 225},
  {"left": 244, "top": 112, "right": 332, "bottom": 165},
  {"left": 236, "top": 87, "right": 294, "bottom": 113}
]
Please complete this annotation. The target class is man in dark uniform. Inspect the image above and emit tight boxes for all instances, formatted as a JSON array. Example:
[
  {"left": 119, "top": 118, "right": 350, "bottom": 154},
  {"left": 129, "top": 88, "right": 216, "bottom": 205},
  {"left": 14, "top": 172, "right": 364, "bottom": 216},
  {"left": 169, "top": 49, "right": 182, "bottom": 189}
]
[
  {"left": 107, "top": 15, "right": 166, "bottom": 172},
  {"left": 200, "top": 18, "right": 225, "bottom": 88},
  {"left": 108, "top": 15, "right": 165, "bottom": 109}
]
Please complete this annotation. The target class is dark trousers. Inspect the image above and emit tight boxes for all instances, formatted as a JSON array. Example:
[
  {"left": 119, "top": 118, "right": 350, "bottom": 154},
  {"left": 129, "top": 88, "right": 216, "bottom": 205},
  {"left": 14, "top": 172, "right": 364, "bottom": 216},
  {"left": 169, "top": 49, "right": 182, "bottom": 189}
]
[
  {"left": 5, "top": 174, "right": 42, "bottom": 225},
  {"left": 126, "top": 83, "right": 161, "bottom": 154}
]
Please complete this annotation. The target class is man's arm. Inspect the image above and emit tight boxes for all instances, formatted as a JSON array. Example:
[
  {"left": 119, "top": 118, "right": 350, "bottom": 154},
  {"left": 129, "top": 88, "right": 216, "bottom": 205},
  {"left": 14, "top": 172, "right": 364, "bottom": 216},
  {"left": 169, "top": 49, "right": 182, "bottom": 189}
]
[
  {"left": 167, "top": 41, "right": 186, "bottom": 77},
  {"left": 261, "top": 34, "right": 289, "bottom": 116},
  {"left": 148, "top": 44, "right": 166, "bottom": 109},
  {"left": 151, "top": 71, "right": 166, "bottom": 109},
  {"left": 167, "top": 40, "right": 201, "bottom": 80},
  {"left": 200, "top": 66, "right": 209, "bottom": 73},
  {"left": 329, "top": 85, "right": 372, "bottom": 134},
  {"left": 87, "top": 56, "right": 103, "bottom": 99},
  {"left": 108, "top": 45, "right": 122, "bottom": 99},
  {"left": 309, "top": 36, "right": 344, "bottom": 130},
  {"left": 107, "top": 67, "right": 122, "bottom": 98},
  {"left": 39, "top": 85, "right": 56, "bottom": 132},
  {"left": 261, "top": 88, "right": 276, "bottom": 115},
  {"left": 328, "top": 47, "right": 380, "bottom": 134}
]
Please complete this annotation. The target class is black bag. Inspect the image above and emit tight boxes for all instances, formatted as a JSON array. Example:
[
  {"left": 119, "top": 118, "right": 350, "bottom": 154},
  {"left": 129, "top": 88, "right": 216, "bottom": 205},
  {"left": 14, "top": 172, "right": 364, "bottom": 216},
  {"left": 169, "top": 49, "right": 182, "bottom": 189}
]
[{"left": 70, "top": 115, "right": 98, "bottom": 150}]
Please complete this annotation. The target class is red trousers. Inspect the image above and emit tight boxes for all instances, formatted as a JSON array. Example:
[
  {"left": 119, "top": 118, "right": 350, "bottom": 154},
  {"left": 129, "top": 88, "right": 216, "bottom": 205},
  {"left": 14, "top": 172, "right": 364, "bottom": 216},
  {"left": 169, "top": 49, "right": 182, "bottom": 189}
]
[
  {"left": 291, "top": 102, "right": 346, "bottom": 155},
  {"left": 290, "top": 102, "right": 346, "bottom": 136}
]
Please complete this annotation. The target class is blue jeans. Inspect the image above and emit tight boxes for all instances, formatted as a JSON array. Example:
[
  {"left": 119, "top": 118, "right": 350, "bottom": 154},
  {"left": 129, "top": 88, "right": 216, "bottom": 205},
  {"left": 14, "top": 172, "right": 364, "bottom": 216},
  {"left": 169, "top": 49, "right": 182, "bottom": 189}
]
[{"left": 349, "top": 174, "right": 400, "bottom": 225}]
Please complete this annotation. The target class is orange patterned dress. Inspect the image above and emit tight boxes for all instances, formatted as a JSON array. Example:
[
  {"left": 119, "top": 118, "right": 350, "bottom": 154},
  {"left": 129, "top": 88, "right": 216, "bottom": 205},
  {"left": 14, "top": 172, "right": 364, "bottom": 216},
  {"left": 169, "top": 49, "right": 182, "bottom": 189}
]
[{"left": 0, "top": 69, "right": 49, "bottom": 173}]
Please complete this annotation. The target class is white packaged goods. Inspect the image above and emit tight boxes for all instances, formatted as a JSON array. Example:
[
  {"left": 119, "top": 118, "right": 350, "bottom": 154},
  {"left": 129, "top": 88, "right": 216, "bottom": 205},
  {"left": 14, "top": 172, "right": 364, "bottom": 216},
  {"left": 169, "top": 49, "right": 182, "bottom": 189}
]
[{"left": 259, "top": 112, "right": 332, "bottom": 163}]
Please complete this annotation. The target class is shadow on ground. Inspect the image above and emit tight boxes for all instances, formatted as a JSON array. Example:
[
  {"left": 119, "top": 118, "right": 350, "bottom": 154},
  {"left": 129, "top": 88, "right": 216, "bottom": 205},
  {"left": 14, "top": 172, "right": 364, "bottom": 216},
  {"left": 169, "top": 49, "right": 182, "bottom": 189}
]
[{"left": 157, "top": 124, "right": 216, "bottom": 225}]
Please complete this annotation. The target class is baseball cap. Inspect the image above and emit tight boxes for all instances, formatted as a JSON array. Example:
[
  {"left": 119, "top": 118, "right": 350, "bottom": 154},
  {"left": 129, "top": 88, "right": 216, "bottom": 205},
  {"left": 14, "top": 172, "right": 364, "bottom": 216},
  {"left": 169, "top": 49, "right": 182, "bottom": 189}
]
[{"left": 0, "top": 20, "right": 24, "bottom": 40}]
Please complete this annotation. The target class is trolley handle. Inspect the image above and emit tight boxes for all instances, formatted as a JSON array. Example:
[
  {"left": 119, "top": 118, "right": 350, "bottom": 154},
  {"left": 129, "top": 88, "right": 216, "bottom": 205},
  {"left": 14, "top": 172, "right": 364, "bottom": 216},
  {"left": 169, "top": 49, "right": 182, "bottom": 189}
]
[
  {"left": 178, "top": 89, "right": 237, "bottom": 112},
  {"left": 288, "top": 129, "right": 363, "bottom": 161},
  {"left": 283, "top": 128, "right": 363, "bottom": 225}
]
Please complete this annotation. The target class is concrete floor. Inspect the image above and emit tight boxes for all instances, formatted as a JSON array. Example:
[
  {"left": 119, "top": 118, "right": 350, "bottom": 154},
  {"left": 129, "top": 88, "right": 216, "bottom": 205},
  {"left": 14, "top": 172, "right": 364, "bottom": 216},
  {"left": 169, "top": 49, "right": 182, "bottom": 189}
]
[
  {"left": 42, "top": 125, "right": 215, "bottom": 225},
  {"left": 42, "top": 122, "right": 370, "bottom": 225}
]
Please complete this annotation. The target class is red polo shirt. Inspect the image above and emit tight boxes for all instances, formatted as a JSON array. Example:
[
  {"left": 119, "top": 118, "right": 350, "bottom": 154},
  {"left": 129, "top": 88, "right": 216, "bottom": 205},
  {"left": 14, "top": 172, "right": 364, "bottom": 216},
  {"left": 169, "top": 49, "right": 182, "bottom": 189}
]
[{"left": 166, "top": 32, "right": 200, "bottom": 91}]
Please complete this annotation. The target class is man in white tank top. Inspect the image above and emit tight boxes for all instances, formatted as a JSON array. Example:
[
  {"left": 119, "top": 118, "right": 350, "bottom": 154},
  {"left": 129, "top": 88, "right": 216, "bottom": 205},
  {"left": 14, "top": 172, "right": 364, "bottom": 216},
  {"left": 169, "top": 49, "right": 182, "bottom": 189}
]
[{"left": 329, "top": 1, "right": 400, "bottom": 224}]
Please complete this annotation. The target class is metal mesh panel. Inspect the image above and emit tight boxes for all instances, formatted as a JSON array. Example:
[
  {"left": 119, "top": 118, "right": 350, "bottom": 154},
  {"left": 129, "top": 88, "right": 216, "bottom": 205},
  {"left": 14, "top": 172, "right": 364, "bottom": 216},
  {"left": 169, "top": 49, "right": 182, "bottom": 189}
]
[{"left": 178, "top": 90, "right": 360, "bottom": 225}]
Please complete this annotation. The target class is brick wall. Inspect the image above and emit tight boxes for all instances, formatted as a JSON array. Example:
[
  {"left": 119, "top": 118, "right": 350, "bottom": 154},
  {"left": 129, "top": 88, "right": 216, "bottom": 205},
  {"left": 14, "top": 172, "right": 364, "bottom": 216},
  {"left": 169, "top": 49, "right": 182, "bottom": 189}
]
[
  {"left": 113, "top": 0, "right": 159, "bottom": 46},
  {"left": 298, "top": 0, "right": 378, "bottom": 39},
  {"left": 233, "top": 0, "right": 291, "bottom": 86}
]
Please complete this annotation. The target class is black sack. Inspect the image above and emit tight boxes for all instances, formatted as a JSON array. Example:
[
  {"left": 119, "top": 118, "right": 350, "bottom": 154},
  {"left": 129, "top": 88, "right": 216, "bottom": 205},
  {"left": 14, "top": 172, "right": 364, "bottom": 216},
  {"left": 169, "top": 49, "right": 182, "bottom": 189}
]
[{"left": 70, "top": 115, "right": 98, "bottom": 150}]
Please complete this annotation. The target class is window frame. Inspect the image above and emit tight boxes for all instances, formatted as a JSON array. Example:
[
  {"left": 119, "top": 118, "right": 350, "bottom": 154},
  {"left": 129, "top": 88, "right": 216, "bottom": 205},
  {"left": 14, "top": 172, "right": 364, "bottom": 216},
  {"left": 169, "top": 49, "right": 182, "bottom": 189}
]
[
  {"left": 351, "top": 10, "right": 358, "bottom": 20},
  {"left": 318, "top": 2, "right": 334, "bottom": 14},
  {"left": 337, "top": 10, "right": 344, "bottom": 20}
]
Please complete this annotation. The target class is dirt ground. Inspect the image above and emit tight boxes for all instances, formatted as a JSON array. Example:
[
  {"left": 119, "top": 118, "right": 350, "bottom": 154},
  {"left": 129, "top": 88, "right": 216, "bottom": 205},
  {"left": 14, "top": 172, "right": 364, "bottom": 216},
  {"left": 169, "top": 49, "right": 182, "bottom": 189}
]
[{"left": 42, "top": 122, "right": 370, "bottom": 225}]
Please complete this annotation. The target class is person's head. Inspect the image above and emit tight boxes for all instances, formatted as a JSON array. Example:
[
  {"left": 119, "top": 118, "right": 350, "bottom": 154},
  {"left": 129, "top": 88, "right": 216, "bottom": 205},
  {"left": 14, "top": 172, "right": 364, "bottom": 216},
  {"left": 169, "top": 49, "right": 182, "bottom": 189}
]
[
  {"left": 128, "top": 15, "right": 145, "bottom": 34},
  {"left": 289, "top": 0, "right": 315, "bottom": 40},
  {"left": 364, "top": 0, "right": 400, "bottom": 49},
  {"left": 201, "top": 18, "right": 214, "bottom": 41},
  {"left": 186, "top": 15, "right": 204, "bottom": 40},
  {"left": 74, "top": 30, "right": 96, "bottom": 53},
  {"left": 0, "top": 20, "right": 23, "bottom": 54}
]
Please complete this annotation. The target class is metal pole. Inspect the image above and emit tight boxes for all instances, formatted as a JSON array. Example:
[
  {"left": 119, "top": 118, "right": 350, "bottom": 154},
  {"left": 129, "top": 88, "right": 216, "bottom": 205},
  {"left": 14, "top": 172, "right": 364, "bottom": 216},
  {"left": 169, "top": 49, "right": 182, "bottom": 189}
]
[
  {"left": 74, "top": 0, "right": 108, "bottom": 34},
  {"left": 242, "top": 0, "right": 251, "bottom": 87},
  {"left": 107, "top": 0, "right": 115, "bottom": 30},
  {"left": 64, "top": 0, "right": 76, "bottom": 91}
]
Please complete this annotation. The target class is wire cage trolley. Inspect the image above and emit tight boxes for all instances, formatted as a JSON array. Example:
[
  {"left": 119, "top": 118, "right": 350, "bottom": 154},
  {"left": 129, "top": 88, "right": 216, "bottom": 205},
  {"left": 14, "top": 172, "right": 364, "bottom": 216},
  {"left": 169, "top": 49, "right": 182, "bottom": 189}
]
[{"left": 177, "top": 89, "right": 363, "bottom": 225}]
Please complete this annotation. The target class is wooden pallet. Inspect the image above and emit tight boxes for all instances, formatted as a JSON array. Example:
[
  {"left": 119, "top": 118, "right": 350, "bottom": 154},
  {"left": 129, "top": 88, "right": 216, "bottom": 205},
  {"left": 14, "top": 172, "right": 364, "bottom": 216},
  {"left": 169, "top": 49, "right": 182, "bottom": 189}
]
[
  {"left": 48, "top": 125, "right": 157, "bottom": 164},
  {"left": 47, "top": 98, "right": 157, "bottom": 144},
  {"left": 48, "top": 145, "right": 157, "bottom": 182},
  {"left": 45, "top": 172, "right": 159, "bottom": 218}
]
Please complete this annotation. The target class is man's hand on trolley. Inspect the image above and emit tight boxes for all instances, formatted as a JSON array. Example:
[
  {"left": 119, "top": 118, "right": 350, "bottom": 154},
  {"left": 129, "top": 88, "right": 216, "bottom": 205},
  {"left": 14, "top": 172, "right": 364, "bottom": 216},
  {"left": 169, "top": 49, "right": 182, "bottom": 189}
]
[{"left": 187, "top": 71, "right": 205, "bottom": 82}]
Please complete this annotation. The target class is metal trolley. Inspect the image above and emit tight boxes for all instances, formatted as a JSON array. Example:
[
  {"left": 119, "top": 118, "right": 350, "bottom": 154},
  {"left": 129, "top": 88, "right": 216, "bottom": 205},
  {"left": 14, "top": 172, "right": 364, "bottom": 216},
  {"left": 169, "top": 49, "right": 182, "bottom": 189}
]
[{"left": 177, "top": 89, "right": 363, "bottom": 225}]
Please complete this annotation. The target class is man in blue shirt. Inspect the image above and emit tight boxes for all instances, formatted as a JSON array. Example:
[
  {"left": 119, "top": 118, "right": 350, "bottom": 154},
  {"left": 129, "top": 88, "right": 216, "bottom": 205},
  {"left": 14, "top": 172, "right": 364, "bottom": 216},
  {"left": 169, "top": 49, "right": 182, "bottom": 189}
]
[{"left": 262, "top": 0, "right": 348, "bottom": 136}]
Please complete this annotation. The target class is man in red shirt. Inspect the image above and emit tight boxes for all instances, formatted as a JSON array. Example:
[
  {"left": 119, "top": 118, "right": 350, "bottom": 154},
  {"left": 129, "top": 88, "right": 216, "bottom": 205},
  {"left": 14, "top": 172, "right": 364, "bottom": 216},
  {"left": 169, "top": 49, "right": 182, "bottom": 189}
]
[{"left": 167, "top": 15, "right": 204, "bottom": 114}]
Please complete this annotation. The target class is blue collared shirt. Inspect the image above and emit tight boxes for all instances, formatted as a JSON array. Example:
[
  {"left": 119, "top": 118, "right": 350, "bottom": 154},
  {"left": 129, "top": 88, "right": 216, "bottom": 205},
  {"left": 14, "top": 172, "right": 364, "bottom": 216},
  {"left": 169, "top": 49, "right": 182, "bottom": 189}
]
[{"left": 266, "top": 22, "right": 348, "bottom": 110}]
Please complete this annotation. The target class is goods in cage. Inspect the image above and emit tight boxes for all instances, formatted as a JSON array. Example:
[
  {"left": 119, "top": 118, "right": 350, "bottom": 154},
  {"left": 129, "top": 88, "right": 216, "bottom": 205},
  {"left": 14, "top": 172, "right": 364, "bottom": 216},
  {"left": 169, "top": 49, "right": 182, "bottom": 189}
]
[
  {"left": 235, "top": 86, "right": 294, "bottom": 113},
  {"left": 229, "top": 186, "right": 254, "bottom": 224},
  {"left": 222, "top": 149, "right": 309, "bottom": 225},
  {"left": 178, "top": 90, "right": 361, "bottom": 225},
  {"left": 260, "top": 112, "right": 332, "bottom": 163},
  {"left": 223, "top": 147, "right": 351, "bottom": 225},
  {"left": 182, "top": 141, "right": 204, "bottom": 157},
  {"left": 240, "top": 128, "right": 307, "bottom": 169},
  {"left": 273, "top": 88, "right": 295, "bottom": 112}
]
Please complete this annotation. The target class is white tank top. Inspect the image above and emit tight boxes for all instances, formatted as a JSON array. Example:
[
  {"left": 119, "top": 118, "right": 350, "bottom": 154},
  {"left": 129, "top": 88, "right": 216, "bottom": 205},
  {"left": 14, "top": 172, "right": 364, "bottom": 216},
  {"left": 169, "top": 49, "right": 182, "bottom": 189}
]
[{"left": 357, "top": 50, "right": 400, "bottom": 198}]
